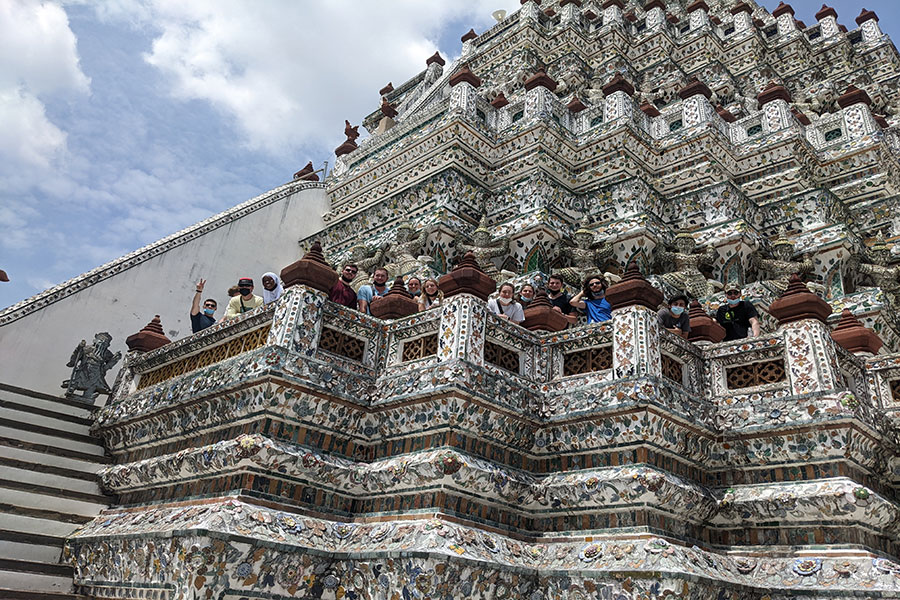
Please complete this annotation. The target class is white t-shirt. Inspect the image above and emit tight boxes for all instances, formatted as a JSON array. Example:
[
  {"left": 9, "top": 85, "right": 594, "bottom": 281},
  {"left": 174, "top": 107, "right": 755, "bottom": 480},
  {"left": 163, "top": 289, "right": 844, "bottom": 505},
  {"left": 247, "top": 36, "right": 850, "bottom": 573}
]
[{"left": 487, "top": 298, "right": 525, "bottom": 323}]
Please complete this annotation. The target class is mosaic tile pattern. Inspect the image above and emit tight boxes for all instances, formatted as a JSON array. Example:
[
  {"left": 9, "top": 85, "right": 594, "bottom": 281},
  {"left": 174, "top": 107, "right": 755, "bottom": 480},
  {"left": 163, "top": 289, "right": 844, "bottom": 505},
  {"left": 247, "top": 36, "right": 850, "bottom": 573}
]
[{"left": 69, "top": 0, "right": 900, "bottom": 596}]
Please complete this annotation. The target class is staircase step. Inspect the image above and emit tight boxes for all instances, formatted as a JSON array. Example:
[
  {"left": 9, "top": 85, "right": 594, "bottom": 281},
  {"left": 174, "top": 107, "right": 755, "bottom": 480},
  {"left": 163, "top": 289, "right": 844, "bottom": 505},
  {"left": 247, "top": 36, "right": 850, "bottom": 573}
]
[
  {"left": 0, "top": 384, "right": 97, "bottom": 418},
  {"left": 0, "top": 503, "right": 93, "bottom": 527},
  {"left": 0, "top": 439, "right": 111, "bottom": 470},
  {"left": 0, "top": 558, "right": 74, "bottom": 593},
  {"left": 0, "top": 512, "right": 83, "bottom": 538},
  {"left": 0, "top": 425, "right": 105, "bottom": 457},
  {"left": 1, "top": 463, "right": 103, "bottom": 496},
  {"left": 0, "top": 590, "right": 87, "bottom": 600},
  {"left": 0, "top": 399, "right": 91, "bottom": 437},
  {"left": 0, "top": 486, "right": 109, "bottom": 519},
  {"left": 0, "top": 538, "right": 63, "bottom": 563}
]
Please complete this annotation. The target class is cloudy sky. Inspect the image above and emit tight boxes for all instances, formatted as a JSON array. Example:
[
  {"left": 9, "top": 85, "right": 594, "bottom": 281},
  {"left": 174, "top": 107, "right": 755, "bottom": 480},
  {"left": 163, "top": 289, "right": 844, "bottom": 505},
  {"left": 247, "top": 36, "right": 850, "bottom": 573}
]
[{"left": 0, "top": 0, "right": 895, "bottom": 309}]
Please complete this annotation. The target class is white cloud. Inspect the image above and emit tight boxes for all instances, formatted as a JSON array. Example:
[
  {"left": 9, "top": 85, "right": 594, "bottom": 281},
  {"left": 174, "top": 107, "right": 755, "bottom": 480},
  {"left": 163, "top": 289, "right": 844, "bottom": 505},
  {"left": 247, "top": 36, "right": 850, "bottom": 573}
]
[
  {"left": 117, "top": 0, "right": 520, "bottom": 155},
  {"left": 0, "top": 0, "right": 89, "bottom": 173}
]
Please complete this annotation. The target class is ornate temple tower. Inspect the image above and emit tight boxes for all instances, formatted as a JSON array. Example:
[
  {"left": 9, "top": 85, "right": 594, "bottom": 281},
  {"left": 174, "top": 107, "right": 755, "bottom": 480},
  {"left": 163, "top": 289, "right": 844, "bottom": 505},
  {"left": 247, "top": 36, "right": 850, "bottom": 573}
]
[{"left": 63, "top": 1, "right": 900, "bottom": 598}]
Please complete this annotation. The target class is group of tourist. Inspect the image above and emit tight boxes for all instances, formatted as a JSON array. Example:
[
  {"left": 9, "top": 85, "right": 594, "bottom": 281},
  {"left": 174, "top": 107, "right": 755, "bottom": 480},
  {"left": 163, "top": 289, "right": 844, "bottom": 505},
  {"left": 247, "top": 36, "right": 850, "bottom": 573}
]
[
  {"left": 189, "top": 273, "right": 284, "bottom": 333},
  {"left": 327, "top": 265, "right": 446, "bottom": 314},
  {"left": 190, "top": 265, "right": 760, "bottom": 343}
]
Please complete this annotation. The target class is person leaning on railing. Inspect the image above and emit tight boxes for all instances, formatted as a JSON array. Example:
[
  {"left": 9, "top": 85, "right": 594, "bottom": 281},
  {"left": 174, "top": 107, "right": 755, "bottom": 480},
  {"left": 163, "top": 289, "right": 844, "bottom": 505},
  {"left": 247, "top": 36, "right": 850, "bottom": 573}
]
[
  {"left": 487, "top": 282, "right": 525, "bottom": 324},
  {"left": 569, "top": 274, "right": 612, "bottom": 323},
  {"left": 658, "top": 294, "right": 690, "bottom": 339},
  {"left": 716, "top": 284, "right": 760, "bottom": 341},
  {"left": 224, "top": 277, "right": 265, "bottom": 319}
]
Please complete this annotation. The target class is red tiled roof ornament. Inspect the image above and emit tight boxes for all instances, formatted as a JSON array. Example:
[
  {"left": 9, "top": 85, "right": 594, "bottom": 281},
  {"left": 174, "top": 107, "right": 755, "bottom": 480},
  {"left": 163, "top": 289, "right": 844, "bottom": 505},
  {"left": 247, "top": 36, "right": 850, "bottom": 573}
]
[
  {"left": 126, "top": 315, "right": 171, "bottom": 353},
  {"left": 438, "top": 251, "right": 497, "bottom": 300},
  {"left": 522, "top": 289, "right": 569, "bottom": 332},
  {"left": 370, "top": 277, "right": 418, "bottom": 319},
  {"left": 605, "top": 262, "right": 663, "bottom": 310},
  {"left": 280, "top": 240, "right": 339, "bottom": 293},
  {"left": 768, "top": 273, "right": 833, "bottom": 325},
  {"left": 831, "top": 309, "right": 883, "bottom": 355},
  {"left": 524, "top": 69, "right": 558, "bottom": 92},
  {"left": 334, "top": 120, "right": 360, "bottom": 157},
  {"left": 687, "top": 300, "right": 725, "bottom": 343},
  {"left": 293, "top": 162, "right": 319, "bottom": 182}
]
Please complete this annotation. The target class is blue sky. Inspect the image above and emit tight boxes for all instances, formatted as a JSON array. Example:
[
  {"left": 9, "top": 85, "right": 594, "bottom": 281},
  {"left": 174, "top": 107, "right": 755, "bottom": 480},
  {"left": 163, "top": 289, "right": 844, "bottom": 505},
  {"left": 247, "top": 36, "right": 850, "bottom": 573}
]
[{"left": 0, "top": 1, "right": 896, "bottom": 309}]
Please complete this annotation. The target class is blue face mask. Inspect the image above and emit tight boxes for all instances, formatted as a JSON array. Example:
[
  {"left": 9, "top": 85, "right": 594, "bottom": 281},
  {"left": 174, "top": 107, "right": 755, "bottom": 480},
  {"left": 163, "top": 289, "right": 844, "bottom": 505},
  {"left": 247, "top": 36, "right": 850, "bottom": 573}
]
[
  {"left": 670, "top": 306, "right": 685, "bottom": 316},
  {"left": 203, "top": 308, "right": 215, "bottom": 316},
  {"left": 726, "top": 297, "right": 741, "bottom": 306}
]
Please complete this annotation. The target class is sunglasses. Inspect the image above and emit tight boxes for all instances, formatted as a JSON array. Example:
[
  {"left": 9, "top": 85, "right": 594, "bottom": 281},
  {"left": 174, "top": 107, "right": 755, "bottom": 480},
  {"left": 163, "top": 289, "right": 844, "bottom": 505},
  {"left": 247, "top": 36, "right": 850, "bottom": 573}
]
[{"left": 589, "top": 281, "right": 604, "bottom": 286}]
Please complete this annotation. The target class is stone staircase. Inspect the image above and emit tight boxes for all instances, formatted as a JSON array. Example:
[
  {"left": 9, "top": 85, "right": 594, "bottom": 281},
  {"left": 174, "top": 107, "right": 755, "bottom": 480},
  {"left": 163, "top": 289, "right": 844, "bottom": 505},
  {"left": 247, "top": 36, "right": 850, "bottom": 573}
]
[{"left": 0, "top": 383, "right": 112, "bottom": 599}]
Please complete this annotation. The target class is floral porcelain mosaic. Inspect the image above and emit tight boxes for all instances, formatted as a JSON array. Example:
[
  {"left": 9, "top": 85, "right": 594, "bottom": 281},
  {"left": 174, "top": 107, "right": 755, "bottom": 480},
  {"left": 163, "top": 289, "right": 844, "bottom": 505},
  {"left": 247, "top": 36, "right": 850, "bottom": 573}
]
[{"left": 68, "top": 0, "right": 900, "bottom": 598}]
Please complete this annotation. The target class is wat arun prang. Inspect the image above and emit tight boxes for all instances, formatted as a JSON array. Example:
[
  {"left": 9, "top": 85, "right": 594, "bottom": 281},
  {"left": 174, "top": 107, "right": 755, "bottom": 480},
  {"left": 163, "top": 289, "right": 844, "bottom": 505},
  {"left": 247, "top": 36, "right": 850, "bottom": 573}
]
[{"left": 68, "top": 1, "right": 900, "bottom": 598}]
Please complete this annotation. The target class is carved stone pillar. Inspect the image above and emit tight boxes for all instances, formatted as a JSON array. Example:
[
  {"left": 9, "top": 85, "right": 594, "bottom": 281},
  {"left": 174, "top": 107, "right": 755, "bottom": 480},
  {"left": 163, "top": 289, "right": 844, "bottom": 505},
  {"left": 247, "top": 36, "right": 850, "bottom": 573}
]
[
  {"left": 437, "top": 295, "right": 487, "bottom": 366},
  {"left": 769, "top": 275, "right": 839, "bottom": 395},
  {"left": 731, "top": 3, "right": 752, "bottom": 33},
  {"left": 268, "top": 286, "right": 328, "bottom": 358},
  {"left": 560, "top": 0, "right": 581, "bottom": 25},
  {"left": 460, "top": 29, "right": 477, "bottom": 57},
  {"left": 773, "top": 2, "right": 797, "bottom": 36},
  {"left": 449, "top": 65, "right": 482, "bottom": 121},
  {"left": 524, "top": 70, "right": 558, "bottom": 120},
  {"left": 679, "top": 78, "right": 714, "bottom": 127},
  {"left": 856, "top": 9, "right": 883, "bottom": 43},
  {"left": 757, "top": 83, "right": 794, "bottom": 133},
  {"left": 838, "top": 85, "right": 878, "bottom": 138},
  {"left": 643, "top": 0, "right": 665, "bottom": 30},
  {"left": 686, "top": 0, "right": 709, "bottom": 30},
  {"left": 601, "top": 0, "right": 624, "bottom": 26},
  {"left": 602, "top": 73, "right": 635, "bottom": 124},
  {"left": 613, "top": 306, "right": 662, "bottom": 379},
  {"left": 815, "top": 5, "right": 839, "bottom": 38},
  {"left": 520, "top": 0, "right": 542, "bottom": 23}
]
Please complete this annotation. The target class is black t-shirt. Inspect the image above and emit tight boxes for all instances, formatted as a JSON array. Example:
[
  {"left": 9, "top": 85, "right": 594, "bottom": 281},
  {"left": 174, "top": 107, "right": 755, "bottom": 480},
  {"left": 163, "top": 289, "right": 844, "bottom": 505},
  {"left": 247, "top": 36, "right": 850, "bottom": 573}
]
[
  {"left": 548, "top": 291, "right": 573, "bottom": 315},
  {"left": 716, "top": 301, "right": 758, "bottom": 341},
  {"left": 191, "top": 312, "right": 216, "bottom": 333}
]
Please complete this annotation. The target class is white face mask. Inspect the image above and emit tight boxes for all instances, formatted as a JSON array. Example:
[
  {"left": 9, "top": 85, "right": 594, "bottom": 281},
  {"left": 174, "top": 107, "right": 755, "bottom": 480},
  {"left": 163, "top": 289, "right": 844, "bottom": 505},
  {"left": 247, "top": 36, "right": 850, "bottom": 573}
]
[{"left": 498, "top": 296, "right": 513, "bottom": 305}]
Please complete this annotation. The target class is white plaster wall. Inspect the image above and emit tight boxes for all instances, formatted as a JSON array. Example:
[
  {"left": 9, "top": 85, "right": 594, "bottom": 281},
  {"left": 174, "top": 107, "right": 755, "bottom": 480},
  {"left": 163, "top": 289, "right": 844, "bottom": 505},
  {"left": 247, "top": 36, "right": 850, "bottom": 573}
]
[{"left": 0, "top": 184, "right": 329, "bottom": 397}]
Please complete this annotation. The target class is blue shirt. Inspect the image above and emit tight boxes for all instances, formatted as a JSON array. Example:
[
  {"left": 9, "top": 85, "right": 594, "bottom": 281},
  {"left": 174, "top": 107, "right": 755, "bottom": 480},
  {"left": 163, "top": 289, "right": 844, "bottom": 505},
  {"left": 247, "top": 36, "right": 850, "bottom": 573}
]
[
  {"left": 357, "top": 284, "right": 389, "bottom": 313},
  {"left": 584, "top": 298, "right": 612, "bottom": 323}
]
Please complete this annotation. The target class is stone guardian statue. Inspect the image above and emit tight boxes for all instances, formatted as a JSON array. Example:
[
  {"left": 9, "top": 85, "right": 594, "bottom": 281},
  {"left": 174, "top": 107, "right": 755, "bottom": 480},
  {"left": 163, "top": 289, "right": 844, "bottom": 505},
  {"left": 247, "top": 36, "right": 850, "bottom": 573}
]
[{"left": 62, "top": 332, "right": 122, "bottom": 402}]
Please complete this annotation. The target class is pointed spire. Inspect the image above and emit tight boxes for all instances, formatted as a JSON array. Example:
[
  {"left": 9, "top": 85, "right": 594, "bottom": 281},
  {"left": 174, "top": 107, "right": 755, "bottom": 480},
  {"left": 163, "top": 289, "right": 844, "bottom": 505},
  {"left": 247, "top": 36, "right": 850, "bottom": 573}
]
[
  {"left": 856, "top": 8, "right": 878, "bottom": 25},
  {"left": 757, "top": 81, "right": 791, "bottom": 107},
  {"left": 449, "top": 64, "right": 482, "bottom": 88},
  {"left": 426, "top": 52, "right": 446, "bottom": 67},
  {"left": 601, "top": 73, "right": 635, "bottom": 97},
  {"left": 837, "top": 85, "right": 872, "bottom": 108},
  {"left": 293, "top": 161, "right": 319, "bottom": 182},
  {"left": 831, "top": 309, "right": 883, "bottom": 355},
  {"left": 567, "top": 96, "right": 587, "bottom": 113},
  {"left": 522, "top": 289, "right": 569, "bottom": 332},
  {"left": 605, "top": 263, "right": 663, "bottom": 310},
  {"left": 687, "top": 300, "right": 725, "bottom": 343},
  {"left": 524, "top": 69, "right": 558, "bottom": 92},
  {"left": 379, "top": 82, "right": 394, "bottom": 96},
  {"left": 772, "top": 2, "right": 794, "bottom": 18},
  {"left": 768, "top": 274, "right": 833, "bottom": 325},
  {"left": 438, "top": 252, "right": 497, "bottom": 300},
  {"left": 126, "top": 315, "right": 171, "bottom": 352},
  {"left": 461, "top": 29, "right": 477, "bottom": 43},
  {"left": 280, "top": 241, "right": 339, "bottom": 292},
  {"left": 815, "top": 4, "right": 837, "bottom": 21},
  {"left": 678, "top": 76, "right": 712, "bottom": 100},
  {"left": 491, "top": 93, "right": 510, "bottom": 109},
  {"left": 370, "top": 277, "right": 418, "bottom": 319}
]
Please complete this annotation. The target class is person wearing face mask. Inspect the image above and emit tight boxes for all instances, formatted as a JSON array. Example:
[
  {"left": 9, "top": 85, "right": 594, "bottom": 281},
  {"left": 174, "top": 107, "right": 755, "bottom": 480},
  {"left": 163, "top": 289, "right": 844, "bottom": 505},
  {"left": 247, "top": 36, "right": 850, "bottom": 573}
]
[
  {"left": 189, "top": 278, "right": 217, "bottom": 333},
  {"left": 657, "top": 294, "right": 690, "bottom": 339},
  {"left": 570, "top": 275, "right": 612, "bottom": 323},
  {"left": 716, "top": 285, "right": 760, "bottom": 341},
  {"left": 487, "top": 282, "right": 525, "bottom": 324},
  {"left": 224, "top": 277, "right": 265, "bottom": 319},
  {"left": 517, "top": 283, "right": 535, "bottom": 308}
]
